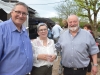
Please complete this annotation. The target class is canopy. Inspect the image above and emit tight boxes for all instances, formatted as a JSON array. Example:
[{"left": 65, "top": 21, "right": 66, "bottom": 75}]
[{"left": 0, "top": 0, "right": 15, "bottom": 13}]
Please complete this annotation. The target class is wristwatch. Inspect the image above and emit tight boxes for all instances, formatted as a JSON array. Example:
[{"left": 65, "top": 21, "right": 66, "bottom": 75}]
[{"left": 93, "top": 64, "right": 98, "bottom": 67}]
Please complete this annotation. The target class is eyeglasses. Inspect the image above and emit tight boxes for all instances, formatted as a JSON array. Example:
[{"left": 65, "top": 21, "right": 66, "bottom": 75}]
[
  {"left": 38, "top": 29, "right": 48, "bottom": 32},
  {"left": 13, "top": 10, "right": 28, "bottom": 16}
]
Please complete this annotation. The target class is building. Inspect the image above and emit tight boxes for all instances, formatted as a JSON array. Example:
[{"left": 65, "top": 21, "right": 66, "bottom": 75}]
[{"left": 0, "top": 0, "right": 55, "bottom": 39}]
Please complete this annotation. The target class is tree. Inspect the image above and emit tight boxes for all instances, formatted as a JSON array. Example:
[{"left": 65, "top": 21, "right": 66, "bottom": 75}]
[
  {"left": 55, "top": 0, "right": 78, "bottom": 19},
  {"left": 74, "top": 0, "right": 100, "bottom": 36}
]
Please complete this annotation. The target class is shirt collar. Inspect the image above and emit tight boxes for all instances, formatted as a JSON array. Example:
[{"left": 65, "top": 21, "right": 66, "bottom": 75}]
[
  {"left": 37, "top": 37, "right": 50, "bottom": 45},
  {"left": 8, "top": 18, "right": 25, "bottom": 32}
]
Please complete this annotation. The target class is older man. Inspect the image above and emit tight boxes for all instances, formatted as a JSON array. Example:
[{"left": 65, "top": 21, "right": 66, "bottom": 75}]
[
  {"left": 56, "top": 14, "right": 99, "bottom": 75},
  {"left": 0, "top": 2, "right": 33, "bottom": 75}
]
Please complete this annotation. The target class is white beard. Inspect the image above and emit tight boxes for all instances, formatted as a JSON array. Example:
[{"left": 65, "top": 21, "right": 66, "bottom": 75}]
[{"left": 69, "top": 25, "right": 79, "bottom": 31}]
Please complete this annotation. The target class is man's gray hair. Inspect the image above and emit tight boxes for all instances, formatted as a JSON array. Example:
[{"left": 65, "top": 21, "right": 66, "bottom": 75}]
[
  {"left": 12, "top": 2, "right": 28, "bottom": 11},
  {"left": 67, "top": 14, "right": 79, "bottom": 21}
]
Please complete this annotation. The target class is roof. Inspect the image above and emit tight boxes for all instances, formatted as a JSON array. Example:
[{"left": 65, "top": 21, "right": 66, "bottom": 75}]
[
  {"left": 0, "top": 1, "right": 35, "bottom": 14},
  {"left": 29, "top": 17, "right": 55, "bottom": 25},
  {"left": 0, "top": 1, "right": 15, "bottom": 13}
]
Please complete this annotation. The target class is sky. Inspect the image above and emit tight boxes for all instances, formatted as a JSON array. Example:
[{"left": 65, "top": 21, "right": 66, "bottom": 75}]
[{"left": 19, "top": 0, "right": 63, "bottom": 18}]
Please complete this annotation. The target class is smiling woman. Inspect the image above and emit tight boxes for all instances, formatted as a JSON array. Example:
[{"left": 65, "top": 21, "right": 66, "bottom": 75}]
[
  {"left": 37, "top": 23, "right": 48, "bottom": 39},
  {"left": 31, "top": 23, "right": 57, "bottom": 75}
]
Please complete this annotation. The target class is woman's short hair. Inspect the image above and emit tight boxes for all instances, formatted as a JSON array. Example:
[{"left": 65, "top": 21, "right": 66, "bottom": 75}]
[{"left": 37, "top": 23, "right": 48, "bottom": 31}]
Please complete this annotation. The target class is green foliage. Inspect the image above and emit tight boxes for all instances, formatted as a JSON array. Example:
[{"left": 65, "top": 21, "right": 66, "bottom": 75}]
[
  {"left": 74, "top": 0, "right": 100, "bottom": 34},
  {"left": 97, "top": 27, "right": 100, "bottom": 32},
  {"left": 97, "top": 21, "right": 100, "bottom": 32},
  {"left": 50, "top": 17, "right": 63, "bottom": 27},
  {"left": 55, "top": 0, "right": 78, "bottom": 19},
  {"left": 79, "top": 22, "right": 88, "bottom": 28},
  {"left": 50, "top": 17, "right": 59, "bottom": 22},
  {"left": 54, "top": 0, "right": 100, "bottom": 33}
]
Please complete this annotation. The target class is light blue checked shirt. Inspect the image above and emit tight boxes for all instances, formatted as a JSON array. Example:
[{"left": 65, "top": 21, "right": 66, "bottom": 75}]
[
  {"left": 0, "top": 19, "right": 33, "bottom": 75},
  {"left": 56, "top": 28, "right": 99, "bottom": 68},
  {"left": 52, "top": 24, "right": 63, "bottom": 39}
]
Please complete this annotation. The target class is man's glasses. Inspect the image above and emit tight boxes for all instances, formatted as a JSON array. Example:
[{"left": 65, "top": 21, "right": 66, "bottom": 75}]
[{"left": 13, "top": 10, "right": 28, "bottom": 17}]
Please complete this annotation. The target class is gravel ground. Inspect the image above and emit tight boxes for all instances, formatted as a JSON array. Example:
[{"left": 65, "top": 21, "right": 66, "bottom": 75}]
[{"left": 52, "top": 56, "right": 100, "bottom": 75}]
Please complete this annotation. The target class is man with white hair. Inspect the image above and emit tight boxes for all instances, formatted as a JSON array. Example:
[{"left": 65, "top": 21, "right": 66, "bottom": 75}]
[{"left": 55, "top": 14, "right": 99, "bottom": 75}]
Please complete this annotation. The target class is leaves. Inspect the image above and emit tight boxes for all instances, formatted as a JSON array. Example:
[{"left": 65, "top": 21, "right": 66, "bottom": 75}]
[
  {"left": 55, "top": 0, "right": 78, "bottom": 19},
  {"left": 54, "top": 0, "right": 100, "bottom": 35}
]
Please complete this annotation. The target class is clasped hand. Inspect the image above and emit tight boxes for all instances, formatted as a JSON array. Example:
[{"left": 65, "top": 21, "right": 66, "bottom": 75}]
[{"left": 37, "top": 54, "right": 56, "bottom": 62}]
